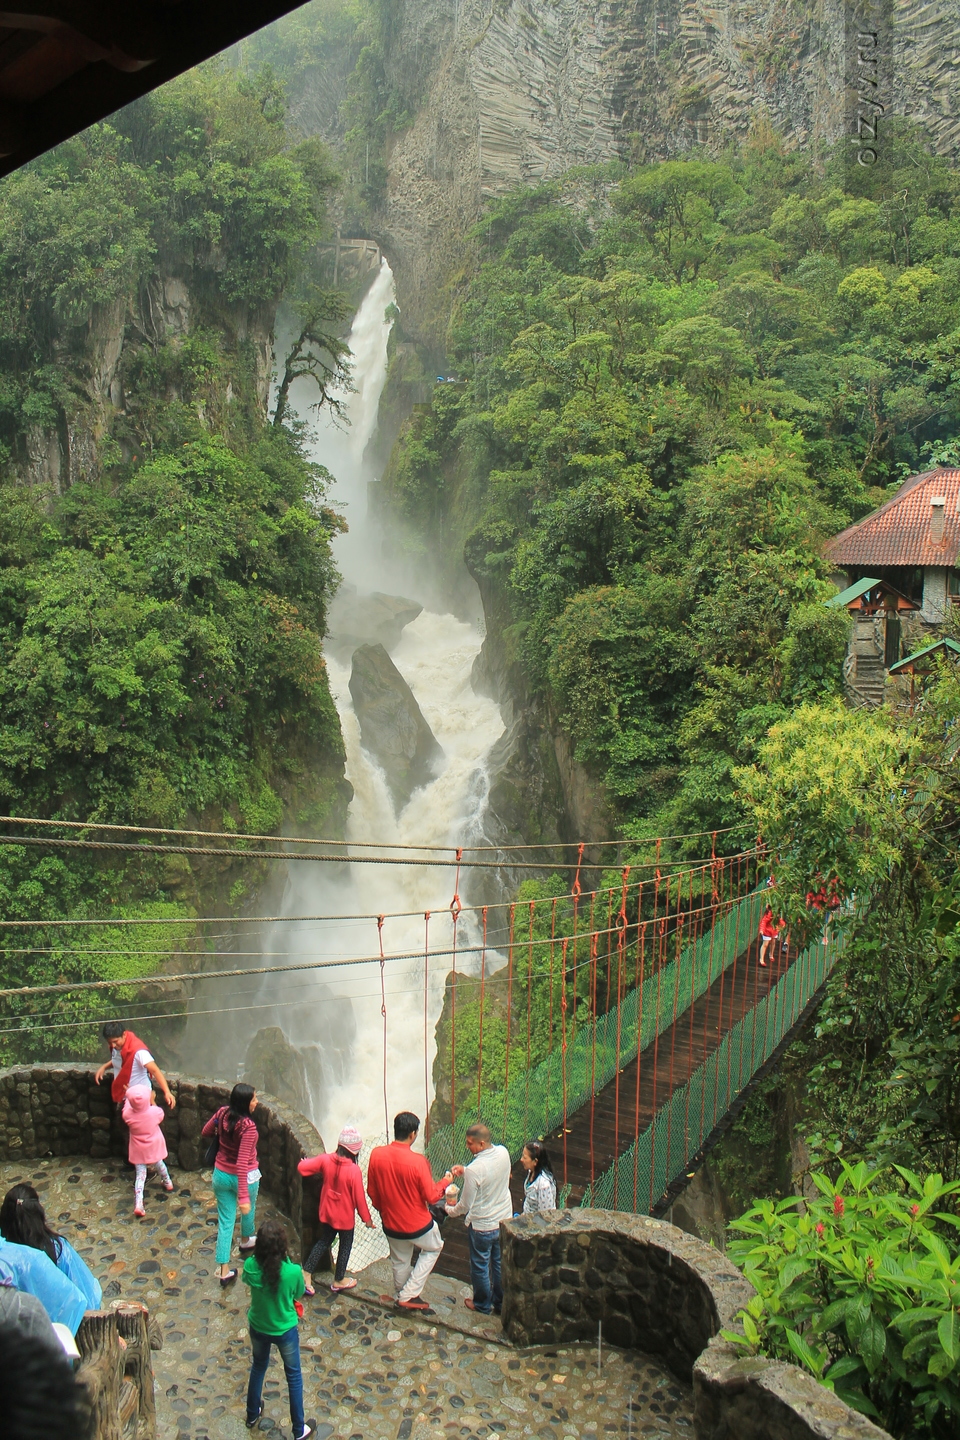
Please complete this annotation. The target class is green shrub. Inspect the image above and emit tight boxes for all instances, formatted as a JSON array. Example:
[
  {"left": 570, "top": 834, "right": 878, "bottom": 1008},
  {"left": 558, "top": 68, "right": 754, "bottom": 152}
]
[{"left": 724, "top": 1161, "right": 960, "bottom": 1438}]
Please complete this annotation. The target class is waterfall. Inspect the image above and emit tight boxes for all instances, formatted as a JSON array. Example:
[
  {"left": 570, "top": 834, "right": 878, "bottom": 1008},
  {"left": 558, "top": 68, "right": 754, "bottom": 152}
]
[{"left": 199, "top": 262, "right": 504, "bottom": 1225}]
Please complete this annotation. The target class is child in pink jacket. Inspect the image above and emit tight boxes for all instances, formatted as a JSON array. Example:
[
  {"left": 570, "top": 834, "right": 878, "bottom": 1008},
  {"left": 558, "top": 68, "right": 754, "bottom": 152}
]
[{"left": 122, "top": 1087, "right": 174, "bottom": 1217}]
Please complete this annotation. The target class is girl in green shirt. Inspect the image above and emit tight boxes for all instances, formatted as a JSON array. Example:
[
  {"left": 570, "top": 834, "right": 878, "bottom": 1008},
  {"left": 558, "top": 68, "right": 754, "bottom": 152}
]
[{"left": 242, "top": 1219, "right": 314, "bottom": 1438}]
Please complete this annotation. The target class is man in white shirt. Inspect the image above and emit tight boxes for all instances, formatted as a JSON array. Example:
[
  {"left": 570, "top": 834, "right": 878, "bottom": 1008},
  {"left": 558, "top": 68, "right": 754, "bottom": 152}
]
[
  {"left": 93, "top": 1020, "right": 176, "bottom": 1109},
  {"left": 446, "top": 1122, "right": 512, "bottom": 1315}
]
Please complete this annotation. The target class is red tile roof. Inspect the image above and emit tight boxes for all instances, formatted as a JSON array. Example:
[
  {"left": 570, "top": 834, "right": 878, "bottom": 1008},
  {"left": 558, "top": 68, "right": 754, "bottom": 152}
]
[{"left": 823, "top": 468, "right": 960, "bottom": 569}]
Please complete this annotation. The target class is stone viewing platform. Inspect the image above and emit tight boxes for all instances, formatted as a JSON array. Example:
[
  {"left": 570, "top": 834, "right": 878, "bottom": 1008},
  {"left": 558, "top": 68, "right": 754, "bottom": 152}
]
[
  {"left": 0, "top": 1065, "right": 890, "bottom": 1440},
  {"left": 1, "top": 1156, "right": 694, "bottom": 1440}
]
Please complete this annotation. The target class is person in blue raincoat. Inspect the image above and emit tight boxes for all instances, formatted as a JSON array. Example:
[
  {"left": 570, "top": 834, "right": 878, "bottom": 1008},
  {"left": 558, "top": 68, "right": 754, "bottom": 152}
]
[
  {"left": 0, "top": 1238, "right": 88, "bottom": 1333},
  {"left": 0, "top": 1184, "right": 101, "bottom": 1310}
]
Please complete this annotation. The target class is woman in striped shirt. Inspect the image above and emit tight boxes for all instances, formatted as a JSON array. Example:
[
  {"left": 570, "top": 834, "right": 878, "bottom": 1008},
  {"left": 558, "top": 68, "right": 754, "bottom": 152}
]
[{"left": 202, "top": 1084, "right": 261, "bottom": 1284}]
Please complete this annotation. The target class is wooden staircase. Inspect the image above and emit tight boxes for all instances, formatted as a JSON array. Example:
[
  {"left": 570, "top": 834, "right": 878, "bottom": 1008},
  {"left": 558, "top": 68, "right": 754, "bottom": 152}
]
[{"left": 847, "top": 654, "right": 886, "bottom": 708}]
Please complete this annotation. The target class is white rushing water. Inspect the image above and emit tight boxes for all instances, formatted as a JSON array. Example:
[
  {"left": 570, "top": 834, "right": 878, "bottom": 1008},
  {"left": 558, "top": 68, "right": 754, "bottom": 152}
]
[{"left": 215, "top": 261, "right": 505, "bottom": 1219}]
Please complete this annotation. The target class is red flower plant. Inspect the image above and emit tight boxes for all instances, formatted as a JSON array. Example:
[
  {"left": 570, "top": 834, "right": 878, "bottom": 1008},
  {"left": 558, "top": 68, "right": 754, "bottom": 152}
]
[
  {"left": 833, "top": 1194, "right": 845, "bottom": 1218},
  {"left": 816, "top": 1221, "right": 825, "bottom": 1237}
]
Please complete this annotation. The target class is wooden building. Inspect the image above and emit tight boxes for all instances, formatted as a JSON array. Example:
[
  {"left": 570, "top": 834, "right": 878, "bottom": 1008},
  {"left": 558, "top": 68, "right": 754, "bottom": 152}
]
[
  {"left": 888, "top": 636, "right": 960, "bottom": 708},
  {"left": 823, "top": 466, "right": 960, "bottom": 707}
]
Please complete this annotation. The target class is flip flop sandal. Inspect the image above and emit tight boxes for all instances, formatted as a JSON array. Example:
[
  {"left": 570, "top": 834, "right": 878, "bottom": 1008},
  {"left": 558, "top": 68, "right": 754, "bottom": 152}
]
[
  {"left": 303, "top": 1284, "right": 316, "bottom": 1297},
  {"left": 219, "top": 1270, "right": 238, "bottom": 1286},
  {"left": 331, "top": 1278, "right": 357, "bottom": 1291}
]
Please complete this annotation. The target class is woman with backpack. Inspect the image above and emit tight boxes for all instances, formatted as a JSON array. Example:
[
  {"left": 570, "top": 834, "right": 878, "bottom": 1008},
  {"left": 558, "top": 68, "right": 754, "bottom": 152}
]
[
  {"left": 297, "top": 1125, "right": 374, "bottom": 1294},
  {"left": 242, "top": 1218, "right": 314, "bottom": 1439},
  {"left": 201, "top": 1083, "right": 260, "bottom": 1285}
]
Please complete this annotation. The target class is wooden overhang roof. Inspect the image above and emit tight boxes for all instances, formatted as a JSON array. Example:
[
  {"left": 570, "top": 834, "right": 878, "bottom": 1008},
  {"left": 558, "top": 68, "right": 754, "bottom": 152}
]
[
  {"left": 823, "top": 467, "right": 960, "bottom": 571},
  {"left": 0, "top": 2, "right": 308, "bottom": 178},
  {"left": 888, "top": 636, "right": 960, "bottom": 676},
  {"left": 824, "top": 576, "right": 920, "bottom": 614}
]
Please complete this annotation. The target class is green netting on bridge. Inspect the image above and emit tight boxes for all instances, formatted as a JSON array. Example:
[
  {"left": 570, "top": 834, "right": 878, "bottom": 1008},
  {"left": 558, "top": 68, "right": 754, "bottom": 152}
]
[
  {"left": 425, "top": 886, "right": 766, "bottom": 1175},
  {"left": 579, "top": 920, "right": 848, "bottom": 1214}
]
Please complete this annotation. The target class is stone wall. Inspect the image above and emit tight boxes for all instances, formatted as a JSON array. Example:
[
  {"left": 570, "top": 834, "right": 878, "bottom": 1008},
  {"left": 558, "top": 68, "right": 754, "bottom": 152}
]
[
  {"left": 501, "top": 1210, "right": 891, "bottom": 1440},
  {"left": 0, "top": 1066, "right": 324, "bottom": 1258},
  {"left": 501, "top": 1208, "right": 751, "bottom": 1371}
]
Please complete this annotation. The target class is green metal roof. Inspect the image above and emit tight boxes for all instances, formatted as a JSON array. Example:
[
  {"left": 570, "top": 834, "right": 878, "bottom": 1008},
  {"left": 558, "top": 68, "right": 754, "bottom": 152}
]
[
  {"left": 889, "top": 636, "right": 960, "bottom": 674},
  {"left": 824, "top": 577, "right": 883, "bottom": 608}
]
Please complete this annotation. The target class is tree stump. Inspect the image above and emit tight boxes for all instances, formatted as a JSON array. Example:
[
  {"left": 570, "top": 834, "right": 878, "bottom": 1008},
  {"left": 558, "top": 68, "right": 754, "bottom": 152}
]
[
  {"left": 76, "top": 1310, "right": 123, "bottom": 1440},
  {"left": 116, "top": 1303, "right": 157, "bottom": 1439}
]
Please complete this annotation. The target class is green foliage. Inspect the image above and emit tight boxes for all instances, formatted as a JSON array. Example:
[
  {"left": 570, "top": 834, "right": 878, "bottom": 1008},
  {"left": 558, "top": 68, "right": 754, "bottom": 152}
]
[
  {"left": 779, "top": 603, "right": 852, "bottom": 703},
  {"left": 385, "top": 126, "right": 960, "bottom": 832},
  {"left": 733, "top": 661, "right": 960, "bottom": 1185},
  {"left": 0, "top": 430, "right": 341, "bottom": 831},
  {"left": 0, "top": 63, "right": 338, "bottom": 475},
  {"left": 724, "top": 1162, "right": 960, "bottom": 1438},
  {"left": 736, "top": 699, "right": 906, "bottom": 922},
  {"left": 0, "top": 65, "right": 347, "bottom": 1054}
]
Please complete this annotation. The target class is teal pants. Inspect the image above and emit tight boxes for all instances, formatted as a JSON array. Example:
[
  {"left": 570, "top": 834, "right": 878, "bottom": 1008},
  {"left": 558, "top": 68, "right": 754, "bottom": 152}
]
[{"left": 212, "top": 1167, "right": 259, "bottom": 1265}]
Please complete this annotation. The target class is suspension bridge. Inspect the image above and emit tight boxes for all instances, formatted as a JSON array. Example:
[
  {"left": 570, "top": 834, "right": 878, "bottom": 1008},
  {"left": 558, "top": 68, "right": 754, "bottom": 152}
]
[{"left": 0, "top": 817, "right": 848, "bottom": 1286}]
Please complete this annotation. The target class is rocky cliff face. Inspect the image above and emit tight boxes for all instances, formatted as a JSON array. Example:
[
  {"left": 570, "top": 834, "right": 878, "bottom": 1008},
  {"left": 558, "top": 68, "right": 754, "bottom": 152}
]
[
  {"left": 15, "top": 265, "right": 274, "bottom": 495},
  {"left": 290, "top": 0, "right": 960, "bottom": 347}
]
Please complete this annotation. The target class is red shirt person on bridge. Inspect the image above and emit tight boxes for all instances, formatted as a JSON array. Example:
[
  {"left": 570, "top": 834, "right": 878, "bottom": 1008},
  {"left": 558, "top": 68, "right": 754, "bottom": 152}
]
[
  {"left": 366, "top": 1111, "right": 453, "bottom": 1313},
  {"left": 758, "top": 905, "right": 785, "bottom": 968}
]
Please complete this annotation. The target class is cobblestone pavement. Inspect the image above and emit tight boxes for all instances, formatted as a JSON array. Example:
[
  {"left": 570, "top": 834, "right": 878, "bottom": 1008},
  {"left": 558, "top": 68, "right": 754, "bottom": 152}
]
[{"left": 0, "top": 1160, "right": 694, "bottom": 1440}]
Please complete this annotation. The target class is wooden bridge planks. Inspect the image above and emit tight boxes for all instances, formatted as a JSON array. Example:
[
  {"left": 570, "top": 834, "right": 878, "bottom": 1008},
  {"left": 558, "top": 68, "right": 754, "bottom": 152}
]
[{"left": 434, "top": 934, "right": 788, "bottom": 1287}]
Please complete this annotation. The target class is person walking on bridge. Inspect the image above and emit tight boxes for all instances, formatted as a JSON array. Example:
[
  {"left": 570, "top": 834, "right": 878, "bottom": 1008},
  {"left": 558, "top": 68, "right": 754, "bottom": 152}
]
[
  {"left": 445, "top": 1122, "right": 512, "bottom": 1316},
  {"left": 366, "top": 1111, "right": 454, "bottom": 1313},
  {"left": 758, "top": 905, "right": 784, "bottom": 968}
]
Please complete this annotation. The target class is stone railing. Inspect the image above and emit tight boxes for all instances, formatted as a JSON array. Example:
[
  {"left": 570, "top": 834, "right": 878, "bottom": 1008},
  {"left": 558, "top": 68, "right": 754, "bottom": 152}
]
[
  {"left": 501, "top": 1209, "right": 891, "bottom": 1440},
  {"left": 0, "top": 1065, "right": 324, "bottom": 1257},
  {"left": 76, "top": 1303, "right": 159, "bottom": 1440}
]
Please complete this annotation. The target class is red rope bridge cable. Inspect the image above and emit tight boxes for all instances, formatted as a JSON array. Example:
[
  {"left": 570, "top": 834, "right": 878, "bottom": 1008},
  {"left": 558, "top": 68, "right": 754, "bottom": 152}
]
[
  {"left": 377, "top": 914, "right": 388, "bottom": 1138},
  {"left": 449, "top": 848, "right": 463, "bottom": 1140},
  {"left": 423, "top": 910, "right": 431, "bottom": 1140}
]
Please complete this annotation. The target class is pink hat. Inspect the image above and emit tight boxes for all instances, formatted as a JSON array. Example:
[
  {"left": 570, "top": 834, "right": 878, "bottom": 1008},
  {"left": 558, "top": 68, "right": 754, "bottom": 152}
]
[{"left": 338, "top": 1126, "right": 362, "bottom": 1155}]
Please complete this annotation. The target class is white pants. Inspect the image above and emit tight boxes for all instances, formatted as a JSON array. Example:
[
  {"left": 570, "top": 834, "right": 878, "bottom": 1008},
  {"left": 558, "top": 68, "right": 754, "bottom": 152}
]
[{"left": 387, "top": 1223, "right": 443, "bottom": 1302}]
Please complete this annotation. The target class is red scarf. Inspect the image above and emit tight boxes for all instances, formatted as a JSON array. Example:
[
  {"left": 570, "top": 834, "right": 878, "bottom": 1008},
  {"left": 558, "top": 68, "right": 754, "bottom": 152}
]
[{"left": 111, "top": 1030, "right": 149, "bottom": 1102}]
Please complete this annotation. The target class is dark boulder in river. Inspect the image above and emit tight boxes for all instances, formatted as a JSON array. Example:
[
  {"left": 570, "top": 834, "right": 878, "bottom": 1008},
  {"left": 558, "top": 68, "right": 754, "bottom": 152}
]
[{"left": 348, "top": 642, "right": 443, "bottom": 809}]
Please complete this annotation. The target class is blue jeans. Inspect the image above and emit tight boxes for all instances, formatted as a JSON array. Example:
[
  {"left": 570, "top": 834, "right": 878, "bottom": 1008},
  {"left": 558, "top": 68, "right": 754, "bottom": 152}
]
[
  {"left": 247, "top": 1324, "right": 304, "bottom": 1434},
  {"left": 467, "top": 1227, "right": 502, "bottom": 1314},
  {"left": 212, "top": 1167, "right": 259, "bottom": 1265}
]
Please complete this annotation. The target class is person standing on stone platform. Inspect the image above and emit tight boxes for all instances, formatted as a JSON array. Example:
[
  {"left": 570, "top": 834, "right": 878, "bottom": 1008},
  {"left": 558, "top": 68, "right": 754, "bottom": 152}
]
[
  {"left": 297, "top": 1125, "right": 375, "bottom": 1294},
  {"left": 366, "top": 1110, "right": 454, "bottom": 1313},
  {"left": 0, "top": 1183, "right": 102, "bottom": 1310},
  {"left": 519, "top": 1141, "right": 557, "bottom": 1213},
  {"left": 0, "top": 1237, "right": 88, "bottom": 1334},
  {"left": 93, "top": 1020, "right": 176, "bottom": 1109},
  {"left": 202, "top": 1083, "right": 261, "bottom": 1285},
  {"left": 122, "top": 1088, "right": 175, "bottom": 1218},
  {"left": 445, "top": 1121, "right": 512, "bottom": 1316},
  {"left": 242, "top": 1218, "right": 315, "bottom": 1440}
]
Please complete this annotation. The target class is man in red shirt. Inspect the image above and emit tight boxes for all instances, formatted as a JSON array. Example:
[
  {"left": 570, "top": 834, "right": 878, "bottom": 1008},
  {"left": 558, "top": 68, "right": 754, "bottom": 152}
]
[{"left": 367, "top": 1111, "right": 453, "bottom": 1312}]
